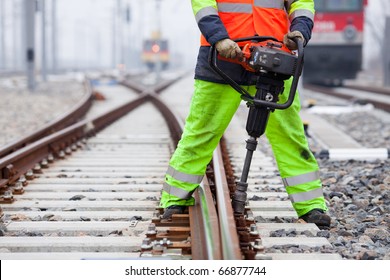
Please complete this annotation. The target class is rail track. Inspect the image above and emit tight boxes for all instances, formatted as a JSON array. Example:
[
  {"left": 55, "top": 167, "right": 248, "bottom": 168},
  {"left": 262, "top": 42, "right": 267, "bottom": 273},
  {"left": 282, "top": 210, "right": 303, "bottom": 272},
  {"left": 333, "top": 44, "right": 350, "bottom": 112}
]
[
  {"left": 0, "top": 73, "right": 342, "bottom": 260},
  {"left": 303, "top": 83, "right": 390, "bottom": 112},
  {"left": 0, "top": 80, "right": 94, "bottom": 159}
]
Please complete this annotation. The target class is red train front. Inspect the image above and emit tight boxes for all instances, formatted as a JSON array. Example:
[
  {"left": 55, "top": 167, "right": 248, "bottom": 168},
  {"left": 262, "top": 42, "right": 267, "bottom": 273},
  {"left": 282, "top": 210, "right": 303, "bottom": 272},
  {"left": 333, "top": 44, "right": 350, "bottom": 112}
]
[{"left": 303, "top": 0, "right": 368, "bottom": 86}]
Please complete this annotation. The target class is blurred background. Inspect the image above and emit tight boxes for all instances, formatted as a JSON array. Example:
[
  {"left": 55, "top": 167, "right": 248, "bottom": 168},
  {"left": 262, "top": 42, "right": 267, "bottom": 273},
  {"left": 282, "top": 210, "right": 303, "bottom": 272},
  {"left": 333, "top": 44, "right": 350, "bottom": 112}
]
[
  {"left": 0, "top": 0, "right": 200, "bottom": 73},
  {"left": 0, "top": 0, "right": 389, "bottom": 88}
]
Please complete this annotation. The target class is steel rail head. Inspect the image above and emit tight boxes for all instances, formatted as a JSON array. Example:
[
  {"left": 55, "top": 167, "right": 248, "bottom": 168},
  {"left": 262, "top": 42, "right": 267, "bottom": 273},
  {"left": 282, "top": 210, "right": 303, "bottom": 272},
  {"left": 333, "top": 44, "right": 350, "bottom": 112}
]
[
  {"left": 304, "top": 83, "right": 390, "bottom": 113},
  {"left": 143, "top": 86, "right": 222, "bottom": 260},
  {"left": 192, "top": 181, "right": 223, "bottom": 260},
  {"left": 0, "top": 94, "right": 149, "bottom": 189},
  {"left": 212, "top": 144, "right": 243, "bottom": 260},
  {"left": 123, "top": 75, "right": 224, "bottom": 260},
  {"left": 0, "top": 74, "right": 232, "bottom": 261},
  {"left": 139, "top": 75, "right": 238, "bottom": 259}
]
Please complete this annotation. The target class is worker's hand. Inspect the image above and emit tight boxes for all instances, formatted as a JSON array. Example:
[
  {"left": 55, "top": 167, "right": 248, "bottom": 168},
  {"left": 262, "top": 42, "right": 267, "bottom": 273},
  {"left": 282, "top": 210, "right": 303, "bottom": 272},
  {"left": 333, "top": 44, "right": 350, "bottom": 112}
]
[
  {"left": 283, "top": 31, "right": 305, "bottom": 50},
  {"left": 215, "top": 38, "right": 243, "bottom": 59}
]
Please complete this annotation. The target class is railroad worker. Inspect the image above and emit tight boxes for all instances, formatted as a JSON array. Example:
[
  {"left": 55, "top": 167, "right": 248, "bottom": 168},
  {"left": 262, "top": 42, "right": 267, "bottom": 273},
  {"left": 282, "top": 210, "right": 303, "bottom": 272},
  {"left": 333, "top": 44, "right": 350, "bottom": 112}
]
[{"left": 160, "top": 0, "right": 331, "bottom": 228}]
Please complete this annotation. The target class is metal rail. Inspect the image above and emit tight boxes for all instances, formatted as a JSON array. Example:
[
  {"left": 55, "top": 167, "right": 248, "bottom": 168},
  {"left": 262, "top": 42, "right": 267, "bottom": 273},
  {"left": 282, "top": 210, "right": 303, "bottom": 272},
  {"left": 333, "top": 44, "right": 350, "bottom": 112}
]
[
  {"left": 123, "top": 75, "right": 257, "bottom": 260},
  {"left": 0, "top": 74, "right": 253, "bottom": 260},
  {"left": 212, "top": 144, "right": 242, "bottom": 259},
  {"left": 0, "top": 74, "right": 345, "bottom": 260},
  {"left": 0, "top": 94, "right": 148, "bottom": 190},
  {"left": 123, "top": 78, "right": 224, "bottom": 260},
  {"left": 0, "top": 74, "right": 225, "bottom": 260},
  {"left": 304, "top": 83, "right": 390, "bottom": 112},
  {"left": 121, "top": 74, "right": 238, "bottom": 259},
  {"left": 192, "top": 181, "right": 222, "bottom": 259},
  {"left": 0, "top": 80, "right": 94, "bottom": 158},
  {"left": 344, "top": 83, "right": 390, "bottom": 96},
  {"left": 0, "top": 74, "right": 187, "bottom": 191}
]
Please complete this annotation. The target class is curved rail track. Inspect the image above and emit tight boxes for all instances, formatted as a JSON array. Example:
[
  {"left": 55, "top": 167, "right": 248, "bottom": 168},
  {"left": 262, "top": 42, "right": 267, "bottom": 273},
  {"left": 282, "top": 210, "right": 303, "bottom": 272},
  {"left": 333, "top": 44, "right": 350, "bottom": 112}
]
[
  {"left": 303, "top": 83, "right": 390, "bottom": 112},
  {"left": 0, "top": 80, "right": 94, "bottom": 159},
  {"left": 0, "top": 74, "right": 342, "bottom": 260}
]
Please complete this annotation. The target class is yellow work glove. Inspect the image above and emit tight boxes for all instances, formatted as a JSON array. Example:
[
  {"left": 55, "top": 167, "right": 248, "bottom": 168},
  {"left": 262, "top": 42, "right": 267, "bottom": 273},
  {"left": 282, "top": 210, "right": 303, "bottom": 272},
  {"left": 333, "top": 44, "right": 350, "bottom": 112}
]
[
  {"left": 283, "top": 31, "right": 305, "bottom": 50},
  {"left": 215, "top": 38, "right": 242, "bottom": 59}
]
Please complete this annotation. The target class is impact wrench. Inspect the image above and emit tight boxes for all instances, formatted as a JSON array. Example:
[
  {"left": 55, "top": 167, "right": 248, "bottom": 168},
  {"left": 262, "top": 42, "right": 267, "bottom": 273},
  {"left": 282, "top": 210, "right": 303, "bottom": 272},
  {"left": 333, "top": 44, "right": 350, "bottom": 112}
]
[{"left": 209, "top": 36, "right": 304, "bottom": 215}]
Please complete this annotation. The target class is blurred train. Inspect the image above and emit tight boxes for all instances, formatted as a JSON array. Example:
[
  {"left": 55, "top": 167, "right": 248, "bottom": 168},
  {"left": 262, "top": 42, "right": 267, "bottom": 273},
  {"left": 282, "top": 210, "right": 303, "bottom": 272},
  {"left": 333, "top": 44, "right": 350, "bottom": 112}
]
[
  {"left": 302, "top": 0, "right": 368, "bottom": 86},
  {"left": 141, "top": 39, "right": 170, "bottom": 70}
]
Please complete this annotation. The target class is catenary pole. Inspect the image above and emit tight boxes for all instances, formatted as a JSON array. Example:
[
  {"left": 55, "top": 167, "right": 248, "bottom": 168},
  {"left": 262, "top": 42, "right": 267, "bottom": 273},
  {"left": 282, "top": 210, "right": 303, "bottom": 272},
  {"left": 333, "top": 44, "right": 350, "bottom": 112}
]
[
  {"left": 0, "top": 0, "right": 5, "bottom": 70},
  {"left": 25, "top": 0, "right": 36, "bottom": 91},
  {"left": 112, "top": 6, "right": 116, "bottom": 68},
  {"left": 51, "top": 0, "right": 57, "bottom": 73},
  {"left": 41, "top": 0, "right": 47, "bottom": 81}
]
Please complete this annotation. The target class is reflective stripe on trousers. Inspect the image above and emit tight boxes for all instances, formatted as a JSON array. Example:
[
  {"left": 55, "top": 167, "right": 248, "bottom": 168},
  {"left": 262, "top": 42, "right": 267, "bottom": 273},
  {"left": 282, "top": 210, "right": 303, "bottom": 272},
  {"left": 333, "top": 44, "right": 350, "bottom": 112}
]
[
  {"left": 163, "top": 182, "right": 195, "bottom": 200},
  {"left": 282, "top": 170, "right": 324, "bottom": 204},
  {"left": 162, "top": 166, "right": 204, "bottom": 200},
  {"left": 160, "top": 80, "right": 243, "bottom": 208},
  {"left": 166, "top": 166, "right": 204, "bottom": 184}
]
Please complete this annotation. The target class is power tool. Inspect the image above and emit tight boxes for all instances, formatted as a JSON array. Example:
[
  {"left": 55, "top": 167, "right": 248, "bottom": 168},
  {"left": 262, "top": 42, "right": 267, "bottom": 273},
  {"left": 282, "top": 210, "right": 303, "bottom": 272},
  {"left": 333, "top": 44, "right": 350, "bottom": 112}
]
[{"left": 209, "top": 36, "right": 304, "bottom": 215}]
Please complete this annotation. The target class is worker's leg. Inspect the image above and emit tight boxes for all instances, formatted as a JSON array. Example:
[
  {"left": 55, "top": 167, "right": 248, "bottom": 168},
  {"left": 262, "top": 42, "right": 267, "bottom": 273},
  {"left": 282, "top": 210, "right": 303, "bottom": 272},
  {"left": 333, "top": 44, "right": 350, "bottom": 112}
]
[
  {"left": 160, "top": 79, "right": 242, "bottom": 208},
  {"left": 264, "top": 78, "right": 328, "bottom": 218}
]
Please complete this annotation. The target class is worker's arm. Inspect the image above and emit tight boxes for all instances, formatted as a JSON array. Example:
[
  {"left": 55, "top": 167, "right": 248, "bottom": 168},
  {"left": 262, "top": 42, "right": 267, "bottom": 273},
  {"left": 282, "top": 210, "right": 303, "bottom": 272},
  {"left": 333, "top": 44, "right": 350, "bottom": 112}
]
[
  {"left": 285, "top": 0, "right": 315, "bottom": 47},
  {"left": 191, "top": 0, "right": 229, "bottom": 45}
]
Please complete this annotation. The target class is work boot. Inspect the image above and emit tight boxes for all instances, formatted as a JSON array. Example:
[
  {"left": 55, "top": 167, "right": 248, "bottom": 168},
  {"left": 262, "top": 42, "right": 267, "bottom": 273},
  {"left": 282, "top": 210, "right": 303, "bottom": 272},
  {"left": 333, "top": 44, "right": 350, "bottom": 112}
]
[
  {"left": 299, "top": 209, "right": 331, "bottom": 229},
  {"left": 161, "top": 205, "right": 186, "bottom": 220}
]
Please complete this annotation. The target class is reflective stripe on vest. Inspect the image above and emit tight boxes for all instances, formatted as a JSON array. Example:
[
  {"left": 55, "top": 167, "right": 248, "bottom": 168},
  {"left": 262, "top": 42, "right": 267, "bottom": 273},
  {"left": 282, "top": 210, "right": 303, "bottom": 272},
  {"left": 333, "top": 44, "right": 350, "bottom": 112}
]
[
  {"left": 217, "top": 1, "right": 285, "bottom": 12},
  {"left": 282, "top": 170, "right": 320, "bottom": 187},
  {"left": 166, "top": 166, "right": 204, "bottom": 184},
  {"left": 200, "top": 0, "right": 290, "bottom": 46},
  {"left": 217, "top": 3, "right": 252, "bottom": 13},
  {"left": 289, "top": 9, "right": 314, "bottom": 21},
  {"left": 163, "top": 182, "right": 194, "bottom": 200},
  {"left": 195, "top": 6, "right": 219, "bottom": 23},
  {"left": 289, "top": 187, "right": 323, "bottom": 203},
  {"left": 254, "top": 0, "right": 284, "bottom": 9}
]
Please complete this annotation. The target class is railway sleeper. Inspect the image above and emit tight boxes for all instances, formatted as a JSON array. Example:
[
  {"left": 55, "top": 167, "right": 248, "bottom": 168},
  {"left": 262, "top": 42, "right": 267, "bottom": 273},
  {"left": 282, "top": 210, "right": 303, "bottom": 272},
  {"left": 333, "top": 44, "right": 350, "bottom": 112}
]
[
  {"left": 140, "top": 210, "right": 192, "bottom": 259},
  {"left": 234, "top": 212, "right": 270, "bottom": 260}
]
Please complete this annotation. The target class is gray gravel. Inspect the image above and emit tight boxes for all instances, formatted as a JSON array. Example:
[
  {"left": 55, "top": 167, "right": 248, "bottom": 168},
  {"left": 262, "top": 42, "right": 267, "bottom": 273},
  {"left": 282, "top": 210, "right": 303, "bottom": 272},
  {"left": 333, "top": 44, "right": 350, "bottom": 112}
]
[
  {"left": 315, "top": 109, "right": 390, "bottom": 260},
  {"left": 0, "top": 76, "right": 86, "bottom": 146},
  {"left": 320, "top": 110, "right": 390, "bottom": 148},
  {"left": 0, "top": 76, "right": 388, "bottom": 260},
  {"left": 258, "top": 99, "right": 390, "bottom": 259}
]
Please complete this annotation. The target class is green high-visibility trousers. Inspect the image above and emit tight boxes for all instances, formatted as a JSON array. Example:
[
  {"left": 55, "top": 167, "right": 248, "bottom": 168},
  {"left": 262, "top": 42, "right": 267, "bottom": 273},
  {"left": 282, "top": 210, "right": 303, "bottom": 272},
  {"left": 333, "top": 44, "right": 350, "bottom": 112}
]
[{"left": 160, "top": 78, "right": 327, "bottom": 217}]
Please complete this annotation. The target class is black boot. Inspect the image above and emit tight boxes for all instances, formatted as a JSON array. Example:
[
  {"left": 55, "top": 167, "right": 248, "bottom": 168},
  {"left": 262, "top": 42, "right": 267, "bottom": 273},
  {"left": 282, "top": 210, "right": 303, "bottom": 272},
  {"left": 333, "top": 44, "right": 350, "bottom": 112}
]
[
  {"left": 161, "top": 205, "right": 187, "bottom": 220},
  {"left": 299, "top": 209, "right": 331, "bottom": 229}
]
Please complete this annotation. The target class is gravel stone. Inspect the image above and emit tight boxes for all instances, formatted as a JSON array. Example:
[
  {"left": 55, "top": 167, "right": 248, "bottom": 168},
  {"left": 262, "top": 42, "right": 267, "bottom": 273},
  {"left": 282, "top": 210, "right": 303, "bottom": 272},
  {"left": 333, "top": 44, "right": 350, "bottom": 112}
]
[
  {"left": 257, "top": 97, "right": 390, "bottom": 259},
  {"left": 0, "top": 76, "right": 86, "bottom": 146},
  {"left": 0, "top": 76, "right": 389, "bottom": 259}
]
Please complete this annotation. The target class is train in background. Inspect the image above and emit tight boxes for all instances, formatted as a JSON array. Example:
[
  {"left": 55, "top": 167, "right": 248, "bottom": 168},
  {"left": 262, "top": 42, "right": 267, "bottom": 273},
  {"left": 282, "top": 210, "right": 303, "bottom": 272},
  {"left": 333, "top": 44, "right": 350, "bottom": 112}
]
[
  {"left": 303, "top": 0, "right": 368, "bottom": 86},
  {"left": 141, "top": 39, "right": 170, "bottom": 71}
]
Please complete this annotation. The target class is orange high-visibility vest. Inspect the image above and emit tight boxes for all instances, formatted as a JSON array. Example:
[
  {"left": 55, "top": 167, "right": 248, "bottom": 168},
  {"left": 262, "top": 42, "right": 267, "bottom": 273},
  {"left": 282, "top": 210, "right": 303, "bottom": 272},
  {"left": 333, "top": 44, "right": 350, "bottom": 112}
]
[{"left": 200, "top": 0, "right": 289, "bottom": 46}]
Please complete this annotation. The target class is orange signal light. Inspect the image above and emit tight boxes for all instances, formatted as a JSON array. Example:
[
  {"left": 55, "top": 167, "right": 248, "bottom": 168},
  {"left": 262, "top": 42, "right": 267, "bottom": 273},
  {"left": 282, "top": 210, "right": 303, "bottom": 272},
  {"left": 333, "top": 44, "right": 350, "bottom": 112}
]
[{"left": 152, "top": 44, "right": 160, "bottom": 53}]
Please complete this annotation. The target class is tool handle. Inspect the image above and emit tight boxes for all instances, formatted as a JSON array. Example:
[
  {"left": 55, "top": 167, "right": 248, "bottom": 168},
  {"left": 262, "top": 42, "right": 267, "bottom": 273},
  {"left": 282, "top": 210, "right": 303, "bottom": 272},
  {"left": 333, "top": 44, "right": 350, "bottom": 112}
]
[{"left": 209, "top": 36, "right": 304, "bottom": 110}]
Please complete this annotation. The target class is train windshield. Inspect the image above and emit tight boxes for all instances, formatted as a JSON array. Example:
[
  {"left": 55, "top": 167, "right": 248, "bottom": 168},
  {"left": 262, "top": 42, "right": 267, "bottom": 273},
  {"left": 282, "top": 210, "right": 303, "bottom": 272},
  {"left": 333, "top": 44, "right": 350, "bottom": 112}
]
[{"left": 315, "top": 0, "right": 363, "bottom": 12}]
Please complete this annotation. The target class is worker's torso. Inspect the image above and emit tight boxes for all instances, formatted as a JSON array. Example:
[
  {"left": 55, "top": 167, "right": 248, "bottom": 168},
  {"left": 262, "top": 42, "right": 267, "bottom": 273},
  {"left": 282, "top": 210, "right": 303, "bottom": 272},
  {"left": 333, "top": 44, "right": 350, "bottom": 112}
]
[
  {"left": 201, "top": 0, "right": 289, "bottom": 46},
  {"left": 195, "top": 0, "right": 290, "bottom": 84}
]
